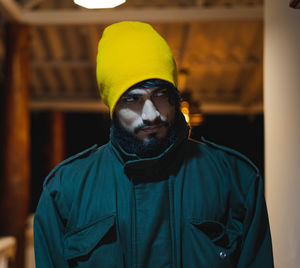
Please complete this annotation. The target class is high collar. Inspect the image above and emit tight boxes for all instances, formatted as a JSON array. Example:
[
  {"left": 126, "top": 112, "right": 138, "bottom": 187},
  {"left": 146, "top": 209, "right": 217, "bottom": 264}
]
[{"left": 110, "top": 118, "right": 190, "bottom": 181}]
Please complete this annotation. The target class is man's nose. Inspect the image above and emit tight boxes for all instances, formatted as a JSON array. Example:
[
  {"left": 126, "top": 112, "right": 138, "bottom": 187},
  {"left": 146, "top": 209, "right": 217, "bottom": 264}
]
[{"left": 141, "top": 99, "right": 160, "bottom": 122}]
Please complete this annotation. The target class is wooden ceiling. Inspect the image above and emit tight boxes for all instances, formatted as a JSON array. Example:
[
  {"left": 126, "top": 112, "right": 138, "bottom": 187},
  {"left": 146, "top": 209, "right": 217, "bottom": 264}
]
[{"left": 0, "top": 0, "right": 264, "bottom": 115}]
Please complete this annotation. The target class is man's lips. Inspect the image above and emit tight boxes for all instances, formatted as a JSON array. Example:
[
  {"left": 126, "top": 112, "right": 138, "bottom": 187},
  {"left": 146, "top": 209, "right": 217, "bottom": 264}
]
[{"left": 141, "top": 125, "right": 163, "bottom": 133}]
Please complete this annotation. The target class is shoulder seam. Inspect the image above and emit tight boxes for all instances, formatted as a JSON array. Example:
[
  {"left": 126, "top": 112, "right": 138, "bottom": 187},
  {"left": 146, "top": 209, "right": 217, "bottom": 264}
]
[
  {"left": 43, "top": 144, "right": 98, "bottom": 187},
  {"left": 200, "top": 137, "right": 259, "bottom": 174}
]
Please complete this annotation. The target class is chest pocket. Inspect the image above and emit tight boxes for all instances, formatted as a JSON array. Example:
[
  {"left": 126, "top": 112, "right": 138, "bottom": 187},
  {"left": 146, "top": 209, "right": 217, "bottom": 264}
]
[
  {"left": 182, "top": 208, "right": 244, "bottom": 268},
  {"left": 63, "top": 214, "right": 124, "bottom": 268}
]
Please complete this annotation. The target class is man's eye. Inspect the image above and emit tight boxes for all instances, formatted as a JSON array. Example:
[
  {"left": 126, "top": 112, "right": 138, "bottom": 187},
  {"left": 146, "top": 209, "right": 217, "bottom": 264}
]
[
  {"left": 153, "top": 90, "right": 168, "bottom": 98},
  {"left": 122, "top": 96, "right": 139, "bottom": 103}
]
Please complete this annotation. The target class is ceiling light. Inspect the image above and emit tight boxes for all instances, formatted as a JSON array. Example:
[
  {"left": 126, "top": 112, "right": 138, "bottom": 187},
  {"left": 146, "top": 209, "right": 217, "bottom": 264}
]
[{"left": 74, "top": 0, "right": 126, "bottom": 9}]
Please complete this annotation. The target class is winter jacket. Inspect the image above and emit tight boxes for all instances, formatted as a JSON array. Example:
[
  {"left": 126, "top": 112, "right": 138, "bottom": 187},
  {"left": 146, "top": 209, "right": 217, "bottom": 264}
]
[{"left": 34, "top": 128, "right": 273, "bottom": 268}]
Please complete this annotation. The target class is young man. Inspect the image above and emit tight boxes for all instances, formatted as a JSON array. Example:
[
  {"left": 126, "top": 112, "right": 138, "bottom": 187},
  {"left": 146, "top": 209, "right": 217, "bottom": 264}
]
[{"left": 34, "top": 21, "right": 273, "bottom": 267}]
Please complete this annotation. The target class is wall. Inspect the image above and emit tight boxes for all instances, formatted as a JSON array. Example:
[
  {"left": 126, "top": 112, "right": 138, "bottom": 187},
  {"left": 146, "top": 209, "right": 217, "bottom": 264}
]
[{"left": 264, "top": 1, "right": 300, "bottom": 267}]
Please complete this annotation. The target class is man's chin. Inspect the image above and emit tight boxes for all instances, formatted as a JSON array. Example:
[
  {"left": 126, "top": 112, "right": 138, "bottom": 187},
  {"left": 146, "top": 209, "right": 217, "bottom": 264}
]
[
  {"left": 141, "top": 135, "right": 161, "bottom": 145},
  {"left": 137, "top": 129, "right": 168, "bottom": 142},
  {"left": 112, "top": 122, "right": 175, "bottom": 158},
  {"left": 111, "top": 110, "right": 185, "bottom": 158}
]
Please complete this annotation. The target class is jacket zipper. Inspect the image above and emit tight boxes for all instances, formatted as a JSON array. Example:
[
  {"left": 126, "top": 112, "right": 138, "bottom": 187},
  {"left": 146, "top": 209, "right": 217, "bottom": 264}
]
[
  {"left": 169, "top": 178, "right": 177, "bottom": 268},
  {"left": 130, "top": 179, "right": 137, "bottom": 268}
]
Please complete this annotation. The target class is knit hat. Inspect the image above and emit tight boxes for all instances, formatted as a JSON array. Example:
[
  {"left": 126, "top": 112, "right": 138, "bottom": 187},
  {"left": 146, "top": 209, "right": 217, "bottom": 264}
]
[{"left": 96, "top": 21, "right": 178, "bottom": 117}]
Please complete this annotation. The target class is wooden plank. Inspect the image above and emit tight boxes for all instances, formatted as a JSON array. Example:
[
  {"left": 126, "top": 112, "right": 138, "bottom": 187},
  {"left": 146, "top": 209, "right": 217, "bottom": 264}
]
[
  {"left": 62, "top": 26, "right": 83, "bottom": 60},
  {"left": 21, "top": 7, "right": 264, "bottom": 25},
  {"left": 32, "top": 59, "right": 93, "bottom": 68},
  {"left": 181, "top": 22, "right": 212, "bottom": 68},
  {"left": 44, "top": 26, "right": 65, "bottom": 60},
  {"left": 163, "top": 23, "right": 190, "bottom": 68},
  {"left": 0, "top": 0, "right": 21, "bottom": 21},
  {"left": 30, "top": 27, "right": 47, "bottom": 60},
  {"left": 30, "top": 69, "right": 44, "bottom": 96},
  {"left": 43, "top": 69, "right": 60, "bottom": 95},
  {"left": 60, "top": 67, "right": 76, "bottom": 95},
  {"left": 215, "top": 65, "right": 240, "bottom": 99},
  {"left": 240, "top": 64, "right": 263, "bottom": 106},
  {"left": 23, "top": 0, "right": 43, "bottom": 10},
  {"left": 74, "top": 68, "right": 92, "bottom": 97},
  {"left": 231, "top": 21, "right": 262, "bottom": 62},
  {"left": 86, "top": 25, "right": 104, "bottom": 62},
  {"left": 33, "top": 0, "right": 56, "bottom": 9}
]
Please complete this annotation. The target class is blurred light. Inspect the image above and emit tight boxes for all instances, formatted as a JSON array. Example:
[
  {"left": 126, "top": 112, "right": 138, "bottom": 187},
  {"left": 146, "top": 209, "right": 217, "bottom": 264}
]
[
  {"left": 181, "top": 100, "right": 204, "bottom": 126},
  {"left": 181, "top": 101, "right": 190, "bottom": 124},
  {"left": 74, "top": 0, "right": 126, "bottom": 9},
  {"left": 190, "top": 114, "right": 204, "bottom": 126}
]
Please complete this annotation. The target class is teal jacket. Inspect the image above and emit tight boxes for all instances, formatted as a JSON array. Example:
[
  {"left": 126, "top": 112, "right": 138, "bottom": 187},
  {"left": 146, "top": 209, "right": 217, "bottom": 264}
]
[{"left": 34, "top": 129, "right": 273, "bottom": 267}]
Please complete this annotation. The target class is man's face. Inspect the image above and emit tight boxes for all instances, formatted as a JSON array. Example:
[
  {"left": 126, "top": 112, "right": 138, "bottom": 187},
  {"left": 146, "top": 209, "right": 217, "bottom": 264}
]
[{"left": 114, "top": 86, "right": 176, "bottom": 142}]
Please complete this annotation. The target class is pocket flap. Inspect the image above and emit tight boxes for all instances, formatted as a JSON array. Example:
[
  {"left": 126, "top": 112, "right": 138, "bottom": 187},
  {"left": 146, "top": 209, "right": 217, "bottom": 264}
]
[
  {"left": 63, "top": 214, "right": 115, "bottom": 260},
  {"left": 190, "top": 212, "right": 243, "bottom": 249},
  {"left": 190, "top": 219, "right": 226, "bottom": 243}
]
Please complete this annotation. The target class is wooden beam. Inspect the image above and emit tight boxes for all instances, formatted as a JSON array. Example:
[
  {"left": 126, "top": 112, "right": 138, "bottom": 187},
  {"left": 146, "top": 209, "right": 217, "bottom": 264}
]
[
  {"left": 48, "top": 111, "right": 66, "bottom": 170},
  {"left": 0, "top": 0, "right": 22, "bottom": 21},
  {"left": 31, "top": 58, "right": 259, "bottom": 70},
  {"left": 43, "top": 69, "right": 60, "bottom": 95},
  {"left": 29, "top": 99, "right": 263, "bottom": 114},
  {"left": 32, "top": 59, "right": 93, "bottom": 68},
  {"left": 0, "top": 23, "right": 30, "bottom": 268},
  {"left": 201, "top": 102, "right": 263, "bottom": 114},
  {"left": 63, "top": 27, "right": 83, "bottom": 60},
  {"left": 86, "top": 25, "right": 103, "bottom": 62},
  {"left": 60, "top": 67, "right": 76, "bottom": 95},
  {"left": 30, "top": 69, "right": 44, "bottom": 96},
  {"left": 23, "top": 0, "right": 44, "bottom": 10},
  {"left": 75, "top": 68, "right": 93, "bottom": 97},
  {"left": 21, "top": 7, "right": 263, "bottom": 25},
  {"left": 30, "top": 27, "right": 48, "bottom": 60},
  {"left": 44, "top": 26, "right": 64, "bottom": 60},
  {"left": 29, "top": 99, "right": 109, "bottom": 112},
  {"left": 240, "top": 65, "right": 263, "bottom": 106}
]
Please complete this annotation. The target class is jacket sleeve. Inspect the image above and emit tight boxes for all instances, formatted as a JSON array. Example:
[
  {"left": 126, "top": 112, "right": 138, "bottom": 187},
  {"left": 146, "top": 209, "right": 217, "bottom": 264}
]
[
  {"left": 34, "top": 186, "right": 69, "bottom": 268},
  {"left": 237, "top": 175, "right": 274, "bottom": 267}
]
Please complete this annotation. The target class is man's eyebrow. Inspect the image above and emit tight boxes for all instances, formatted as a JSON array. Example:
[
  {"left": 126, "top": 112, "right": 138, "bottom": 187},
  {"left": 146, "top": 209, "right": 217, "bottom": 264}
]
[
  {"left": 122, "top": 91, "right": 142, "bottom": 97},
  {"left": 153, "top": 87, "right": 167, "bottom": 92},
  {"left": 122, "top": 87, "right": 165, "bottom": 97}
]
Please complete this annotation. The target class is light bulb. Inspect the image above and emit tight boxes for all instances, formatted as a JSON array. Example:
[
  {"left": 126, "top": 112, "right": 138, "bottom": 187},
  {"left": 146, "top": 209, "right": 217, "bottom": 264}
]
[{"left": 74, "top": 0, "right": 126, "bottom": 9}]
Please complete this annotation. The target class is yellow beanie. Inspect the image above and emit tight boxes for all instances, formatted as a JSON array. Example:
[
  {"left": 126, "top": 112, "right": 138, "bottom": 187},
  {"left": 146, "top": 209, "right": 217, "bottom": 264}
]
[{"left": 96, "top": 21, "right": 178, "bottom": 117}]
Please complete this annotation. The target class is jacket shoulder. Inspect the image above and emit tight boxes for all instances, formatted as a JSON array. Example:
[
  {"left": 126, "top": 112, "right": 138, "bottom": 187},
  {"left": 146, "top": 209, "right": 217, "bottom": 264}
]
[
  {"left": 43, "top": 144, "right": 100, "bottom": 187},
  {"left": 191, "top": 137, "right": 260, "bottom": 175}
]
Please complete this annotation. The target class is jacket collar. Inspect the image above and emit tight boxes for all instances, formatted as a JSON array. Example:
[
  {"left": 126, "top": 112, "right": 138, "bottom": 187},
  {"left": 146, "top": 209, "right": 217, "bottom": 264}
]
[{"left": 110, "top": 116, "right": 189, "bottom": 181}]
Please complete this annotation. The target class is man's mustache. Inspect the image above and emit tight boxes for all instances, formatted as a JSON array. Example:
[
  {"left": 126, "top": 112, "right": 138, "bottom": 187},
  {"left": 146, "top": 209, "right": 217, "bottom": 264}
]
[{"left": 134, "top": 119, "right": 169, "bottom": 134}]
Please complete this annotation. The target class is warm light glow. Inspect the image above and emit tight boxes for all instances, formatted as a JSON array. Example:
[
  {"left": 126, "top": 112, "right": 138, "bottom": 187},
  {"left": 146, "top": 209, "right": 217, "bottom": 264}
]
[
  {"left": 183, "top": 113, "right": 190, "bottom": 124},
  {"left": 181, "top": 101, "right": 190, "bottom": 124},
  {"left": 74, "top": 0, "right": 126, "bottom": 9}
]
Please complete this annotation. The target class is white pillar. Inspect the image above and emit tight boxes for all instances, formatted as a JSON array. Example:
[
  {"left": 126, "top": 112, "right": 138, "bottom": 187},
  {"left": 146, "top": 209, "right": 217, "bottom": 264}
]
[{"left": 264, "top": 1, "right": 300, "bottom": 267}]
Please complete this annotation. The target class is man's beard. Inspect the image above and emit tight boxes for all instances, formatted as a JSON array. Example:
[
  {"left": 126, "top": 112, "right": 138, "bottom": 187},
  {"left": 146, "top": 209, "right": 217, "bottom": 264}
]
[{"left": 111, "top": 111, "right": 185, "bottom": 158}]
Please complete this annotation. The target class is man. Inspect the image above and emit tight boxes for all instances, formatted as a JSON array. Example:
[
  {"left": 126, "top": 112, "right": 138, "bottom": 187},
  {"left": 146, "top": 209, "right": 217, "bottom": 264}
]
[{"left": 34, "top": 21, "right": 273, "bottom": 267}]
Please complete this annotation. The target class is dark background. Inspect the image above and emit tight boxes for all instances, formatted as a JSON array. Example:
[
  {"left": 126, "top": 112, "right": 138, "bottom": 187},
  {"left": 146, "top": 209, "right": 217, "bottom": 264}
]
[{"left": 30, "top": 112, "right": 264, "bottom": 212}]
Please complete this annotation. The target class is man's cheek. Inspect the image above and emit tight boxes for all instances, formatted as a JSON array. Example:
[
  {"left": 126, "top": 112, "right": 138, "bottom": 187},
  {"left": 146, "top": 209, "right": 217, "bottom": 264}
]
[{"left": 156, "top": 126, "right": 168, "bottom": 139}]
